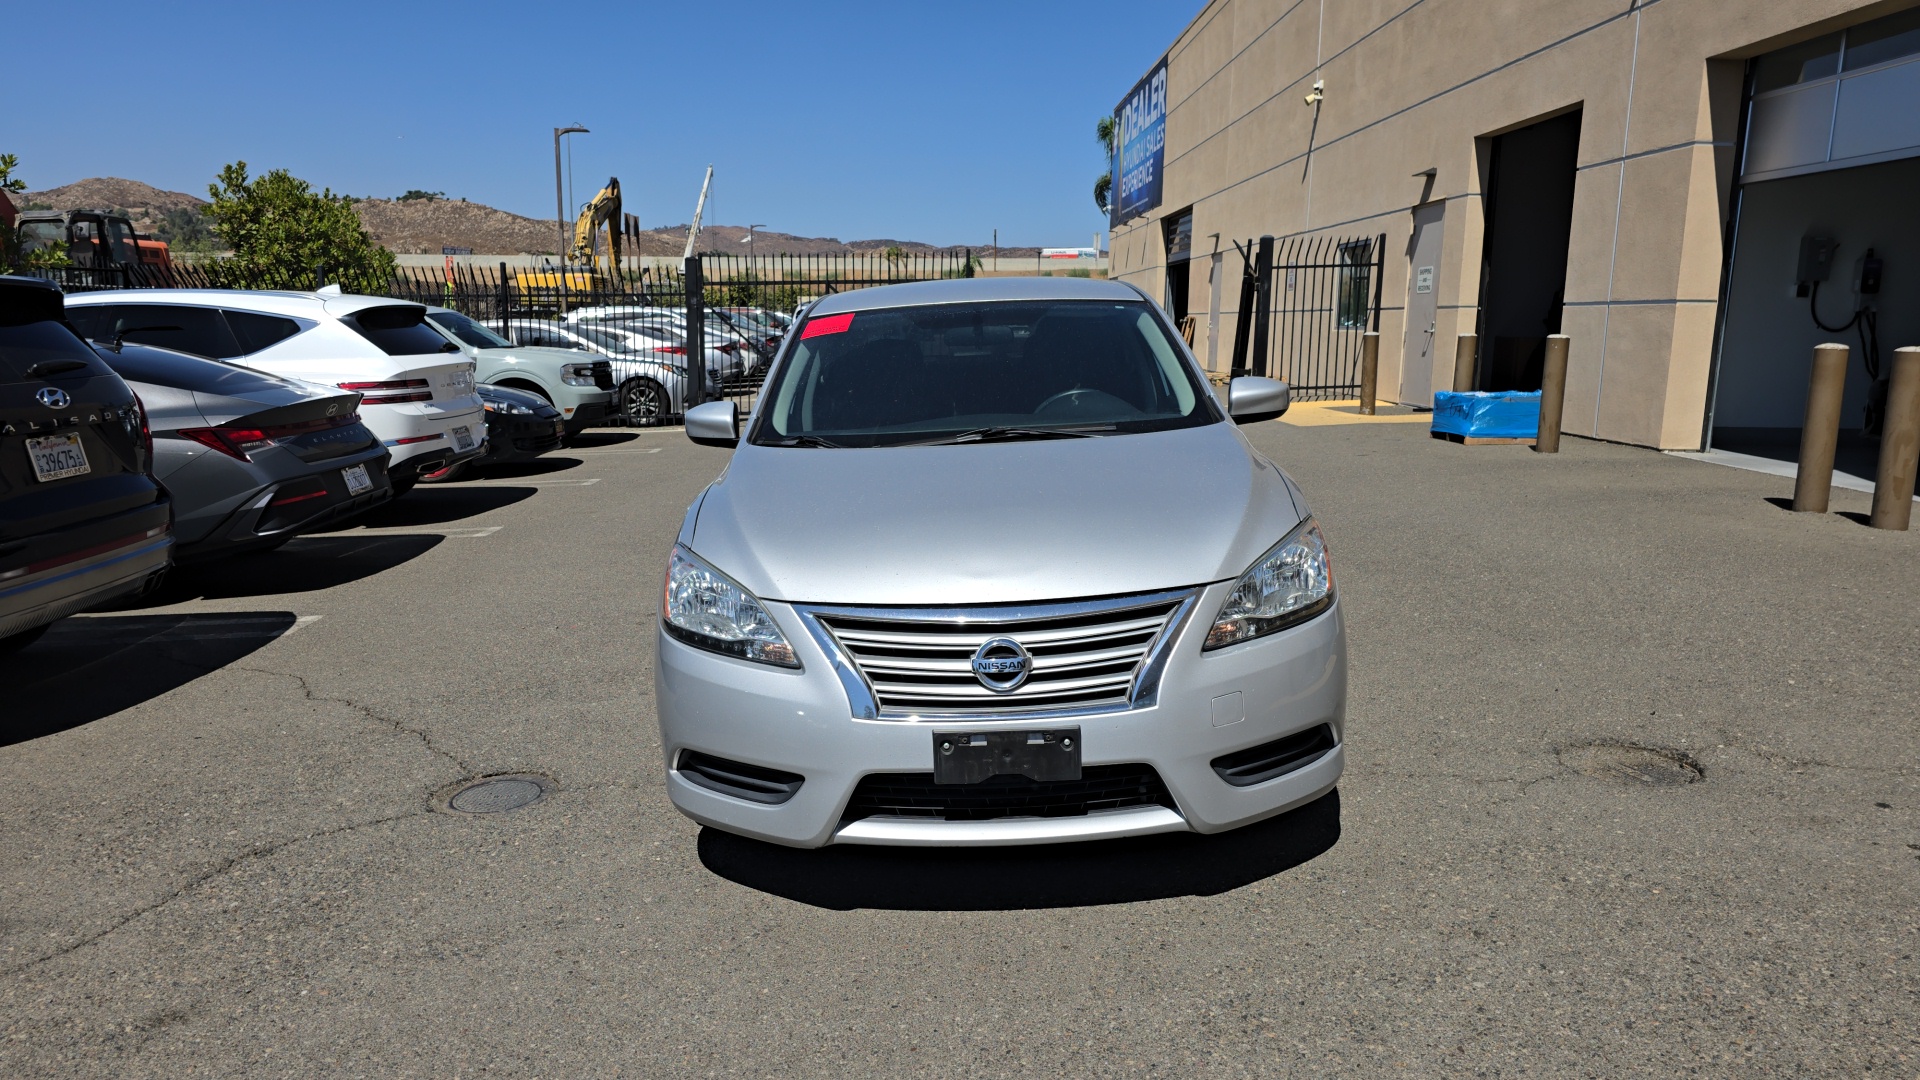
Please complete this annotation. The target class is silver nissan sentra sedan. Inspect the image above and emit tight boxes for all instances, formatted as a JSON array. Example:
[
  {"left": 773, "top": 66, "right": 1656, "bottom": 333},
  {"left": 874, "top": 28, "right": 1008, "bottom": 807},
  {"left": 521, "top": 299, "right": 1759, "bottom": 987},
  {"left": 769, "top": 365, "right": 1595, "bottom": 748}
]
[{"left": 656, "top": 276, "right": 1344, "bottom": 848}]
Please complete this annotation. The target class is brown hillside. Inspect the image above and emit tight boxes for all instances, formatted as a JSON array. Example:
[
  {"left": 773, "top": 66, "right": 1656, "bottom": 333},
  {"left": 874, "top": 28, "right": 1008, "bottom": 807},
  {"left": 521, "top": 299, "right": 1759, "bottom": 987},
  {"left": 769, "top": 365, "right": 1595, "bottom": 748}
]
[{"left": 18, "top": 178, "right": 206, "bottom": 234}]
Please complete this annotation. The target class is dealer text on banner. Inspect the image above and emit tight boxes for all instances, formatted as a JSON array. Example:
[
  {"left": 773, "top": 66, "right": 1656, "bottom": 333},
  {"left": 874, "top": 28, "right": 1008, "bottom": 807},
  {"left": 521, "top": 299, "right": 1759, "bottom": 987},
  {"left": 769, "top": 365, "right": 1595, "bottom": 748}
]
[{"left": 1111, "top": 56, "right": 1168, "bottom": 227}]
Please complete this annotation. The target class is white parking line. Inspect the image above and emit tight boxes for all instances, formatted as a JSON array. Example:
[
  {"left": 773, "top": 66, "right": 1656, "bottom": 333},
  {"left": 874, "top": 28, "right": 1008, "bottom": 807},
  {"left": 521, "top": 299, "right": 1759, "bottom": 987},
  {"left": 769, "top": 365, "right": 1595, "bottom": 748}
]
[
  {"left": 570, "top": 448, "right": 661, "bottom": 456},
  {"left": 463, "top": 477, "right": 602, "bottom": 486}
]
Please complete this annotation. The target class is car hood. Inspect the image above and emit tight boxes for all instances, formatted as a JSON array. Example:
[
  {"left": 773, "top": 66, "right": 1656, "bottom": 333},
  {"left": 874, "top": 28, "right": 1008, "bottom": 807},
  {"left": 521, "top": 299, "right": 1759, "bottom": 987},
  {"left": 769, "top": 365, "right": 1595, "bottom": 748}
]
[
  {"left": 472, "top": 345, "right": 596, "bottom": 368},
  {"left": 688, "top": 422, "right": 1305, "bottom": 606}
]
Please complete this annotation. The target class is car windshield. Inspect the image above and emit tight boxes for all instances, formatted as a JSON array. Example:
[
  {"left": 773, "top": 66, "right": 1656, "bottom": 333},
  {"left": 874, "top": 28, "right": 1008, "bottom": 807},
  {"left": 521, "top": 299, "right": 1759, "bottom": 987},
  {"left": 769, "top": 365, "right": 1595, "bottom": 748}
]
[
  {"left": 430, "top": 311, "right": 512, "bottom": 349},
  {"left": 750, "top": 299, "right": 1215, "bottom": 448}
]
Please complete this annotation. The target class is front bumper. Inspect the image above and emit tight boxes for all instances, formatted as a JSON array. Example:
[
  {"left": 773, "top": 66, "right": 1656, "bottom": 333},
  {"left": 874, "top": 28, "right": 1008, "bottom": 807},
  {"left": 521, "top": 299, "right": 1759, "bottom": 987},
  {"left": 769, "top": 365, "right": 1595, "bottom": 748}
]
[
  {"left": 655, "top": 583, "right": 1346, "bottom": 848},
  {"left": 558, "top": 391, "right": 614, "bottom": 436}
]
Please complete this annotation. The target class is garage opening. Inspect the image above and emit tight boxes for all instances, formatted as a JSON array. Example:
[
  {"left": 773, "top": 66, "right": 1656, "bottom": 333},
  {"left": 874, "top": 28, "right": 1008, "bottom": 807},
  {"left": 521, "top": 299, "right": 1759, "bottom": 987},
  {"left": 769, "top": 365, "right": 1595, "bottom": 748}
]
[
  {"left": 1711, "top": 9, "right": 1920, "bottom": 479},
  {"left": 1475, "top": 109, "right": 1582, "bottom": 391}
]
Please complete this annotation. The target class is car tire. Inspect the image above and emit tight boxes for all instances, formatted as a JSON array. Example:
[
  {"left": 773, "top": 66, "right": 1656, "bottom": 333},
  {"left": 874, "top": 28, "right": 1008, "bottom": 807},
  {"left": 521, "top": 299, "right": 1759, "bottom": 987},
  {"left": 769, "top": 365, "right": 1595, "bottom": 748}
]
[
  {"left": 619, "top": 377, "right": 669, "bottom": 427},
  {"left": 0, "top": 623, "right": 49, "bottom": 656}
]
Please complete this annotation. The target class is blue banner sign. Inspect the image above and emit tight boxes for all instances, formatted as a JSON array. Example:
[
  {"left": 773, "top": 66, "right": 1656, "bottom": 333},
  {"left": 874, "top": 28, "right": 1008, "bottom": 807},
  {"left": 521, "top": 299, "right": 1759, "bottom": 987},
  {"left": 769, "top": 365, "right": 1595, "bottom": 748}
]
[{"left": 1111, "top": 56, "right": 1168, "bottom": 226}]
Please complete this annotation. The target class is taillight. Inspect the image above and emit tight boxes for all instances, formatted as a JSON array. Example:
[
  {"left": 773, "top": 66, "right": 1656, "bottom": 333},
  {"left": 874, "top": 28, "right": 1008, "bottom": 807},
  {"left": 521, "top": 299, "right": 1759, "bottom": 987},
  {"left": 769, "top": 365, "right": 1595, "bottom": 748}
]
[
  {"left": 716, "top": 342, "right": 739, "bottom": 355},
  {"left": 130, "top": 393, "right": 154, "bottom": 471},
  {"left": 652, "top": 346, "right": 688, "bottom": 356},
  {"left": 339, "top": 378, "right": 432, "bottom": 404},
  {"left": 179, "top": 413, "right": 362, "bottom": 462}
]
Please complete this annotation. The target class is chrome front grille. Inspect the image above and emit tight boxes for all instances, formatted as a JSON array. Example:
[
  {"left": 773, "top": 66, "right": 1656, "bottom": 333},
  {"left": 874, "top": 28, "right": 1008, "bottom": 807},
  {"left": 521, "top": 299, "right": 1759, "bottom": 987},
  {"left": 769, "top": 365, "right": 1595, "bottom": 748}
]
[{"left": 798, "top": 589, "right": 1196, "bottom": 720}]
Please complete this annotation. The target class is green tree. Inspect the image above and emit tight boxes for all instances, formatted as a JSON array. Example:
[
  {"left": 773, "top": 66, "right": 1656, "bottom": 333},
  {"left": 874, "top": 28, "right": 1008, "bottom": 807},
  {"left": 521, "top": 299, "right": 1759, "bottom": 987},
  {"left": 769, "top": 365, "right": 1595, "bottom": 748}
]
[
  {"left": 397, "top": 189, "right": 445, "bottom": 202},
  {"left": 203, "top": 162, "right": 395, "bottom": 290},
  {"left": 1093, "top": 115, "right": 1117, "bottom": 213},
  {"left": 0, "top": 152, "right": 69, "bottom": 270}
]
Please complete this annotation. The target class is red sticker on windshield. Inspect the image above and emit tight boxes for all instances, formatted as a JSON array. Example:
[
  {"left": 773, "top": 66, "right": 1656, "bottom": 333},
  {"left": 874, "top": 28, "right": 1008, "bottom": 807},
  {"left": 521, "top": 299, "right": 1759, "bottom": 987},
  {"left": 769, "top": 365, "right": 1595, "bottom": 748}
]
[{"left": 800, "top": 312, "right": 854, "bottom": 339}]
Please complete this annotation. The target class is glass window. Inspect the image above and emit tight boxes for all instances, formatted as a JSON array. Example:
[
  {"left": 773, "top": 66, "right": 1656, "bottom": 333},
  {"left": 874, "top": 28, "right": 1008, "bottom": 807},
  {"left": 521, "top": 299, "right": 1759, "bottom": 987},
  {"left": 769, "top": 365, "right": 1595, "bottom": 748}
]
[
  {"left": 102, "top": 345, "right": 291, "bottom": 395},
  {"left": 1753, "top": 33, "right": 1842, "bottom": 93},
  {"left": 427, "top": 310, "right": 512, "bottom": 349},
  {"left": 105, "top": 219, "right": 138, "bottom": 266},
  {"left": 1337, "top": 241, "right": 1374, "bottom": 329},
  {"left": 751, "top": 300, "right": 1216, "bottom": 448},
  {"left": 223, "top": 309, "right": 304, "bottom": 355},
  {"left": 1844, "top": 7, "right": 1920, "bottom": 70},
  {"left": 17, "top": 221, "right": 62, "bottom": 257},
  {"left": 64, "top": 304, "right": 241, "bottom": 359},
  {"left": 343, "top": 305, "right": 455, "bottom": 356},
  {"left": 0, "top": 321, "right": 101, "bottom": 382}
]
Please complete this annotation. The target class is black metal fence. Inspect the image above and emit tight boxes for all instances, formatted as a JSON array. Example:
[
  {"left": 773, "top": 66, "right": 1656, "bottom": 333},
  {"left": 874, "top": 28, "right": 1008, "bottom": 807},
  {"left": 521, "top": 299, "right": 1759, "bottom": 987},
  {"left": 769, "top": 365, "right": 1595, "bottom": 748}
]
[
  {"left": 29, "top": 250, "right": 975, "bottom": 424},
  {"left": 1230, "top": 233, "right": 1385, "bottom": 400}
]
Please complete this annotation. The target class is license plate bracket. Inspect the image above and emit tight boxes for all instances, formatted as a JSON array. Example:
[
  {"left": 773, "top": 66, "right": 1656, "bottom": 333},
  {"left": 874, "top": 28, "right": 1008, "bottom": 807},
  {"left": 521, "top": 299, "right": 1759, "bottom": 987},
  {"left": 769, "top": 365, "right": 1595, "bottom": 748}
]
[
  {"left": 933, "top": 727, "right": 1081, "bottom": 785},
  {"left": 341, "top": 463, "right": 373, "bottom": 495},
  {"left": 26, "top": 433, "right": 91, "bottom": 483},
  {"left": 451, "top": 425, "right": 475, "bottom": 452}
]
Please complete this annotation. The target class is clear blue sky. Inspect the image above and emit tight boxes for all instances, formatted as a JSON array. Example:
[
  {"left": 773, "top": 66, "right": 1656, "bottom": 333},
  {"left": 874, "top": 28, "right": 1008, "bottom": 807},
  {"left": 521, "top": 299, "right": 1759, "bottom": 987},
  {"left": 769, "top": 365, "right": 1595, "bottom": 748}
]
[{"left": 9, "top": 1, "right": 1198, "bottom": 248}]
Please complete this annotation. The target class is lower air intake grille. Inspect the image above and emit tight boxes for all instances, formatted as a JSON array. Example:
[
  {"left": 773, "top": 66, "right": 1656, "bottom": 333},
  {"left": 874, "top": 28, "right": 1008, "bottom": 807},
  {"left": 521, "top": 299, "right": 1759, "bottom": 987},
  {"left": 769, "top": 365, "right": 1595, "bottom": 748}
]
[
  {"left": 1210, "top": 725, "right": 1337, "bottom": 787},
  {"left": 844, "top": 764, "right": 1174, "bottom": 822},
  {"left": 678, "top": 751, "right": 804, "bottom": 805}
]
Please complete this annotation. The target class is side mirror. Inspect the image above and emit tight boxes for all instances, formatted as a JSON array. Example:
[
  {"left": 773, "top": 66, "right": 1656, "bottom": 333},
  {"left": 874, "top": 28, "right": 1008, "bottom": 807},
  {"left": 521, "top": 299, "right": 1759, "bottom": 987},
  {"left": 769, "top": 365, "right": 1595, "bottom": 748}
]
[
  {"left": 686, "top": 400, "right": 739, "bottom": 448},
  {"left": 1227, "top": 376, "right": 1291, "bottom": 425}
]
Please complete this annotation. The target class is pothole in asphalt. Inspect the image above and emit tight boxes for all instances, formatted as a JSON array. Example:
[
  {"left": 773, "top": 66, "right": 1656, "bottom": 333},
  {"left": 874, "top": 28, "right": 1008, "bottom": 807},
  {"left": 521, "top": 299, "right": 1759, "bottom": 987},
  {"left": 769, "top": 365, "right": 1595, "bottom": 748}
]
[
  {"left": 441, "top": 774, "right": 555, "bottom": 814},
  {"left": 1560, "top": 743, "right": 1704, "bottom": 785}
]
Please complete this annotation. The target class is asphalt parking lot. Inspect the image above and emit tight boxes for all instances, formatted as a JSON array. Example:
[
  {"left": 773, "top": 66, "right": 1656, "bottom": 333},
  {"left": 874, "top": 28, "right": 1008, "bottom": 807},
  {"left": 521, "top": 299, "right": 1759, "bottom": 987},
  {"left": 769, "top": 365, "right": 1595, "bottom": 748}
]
[{"left": 3, "top": 418, "right": 1917, "bottom": 1078}]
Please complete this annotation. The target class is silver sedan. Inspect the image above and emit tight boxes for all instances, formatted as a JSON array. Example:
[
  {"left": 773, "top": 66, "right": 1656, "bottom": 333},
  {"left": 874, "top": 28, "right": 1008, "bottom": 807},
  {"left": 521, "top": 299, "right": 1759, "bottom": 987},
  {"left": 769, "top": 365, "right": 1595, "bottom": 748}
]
[{"left": 654, "top": 277, "right": 1344, "bottom": 847}]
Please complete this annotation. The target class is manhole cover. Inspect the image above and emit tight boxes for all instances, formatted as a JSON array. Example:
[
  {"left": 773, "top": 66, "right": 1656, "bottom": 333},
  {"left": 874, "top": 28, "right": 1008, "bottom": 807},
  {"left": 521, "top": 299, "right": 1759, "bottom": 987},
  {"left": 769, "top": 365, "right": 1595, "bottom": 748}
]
[
  {"left": 1561, "top": 744, "right": 1703, "bottom": 785},
  {"left": 447, "top": 774, "right": 553, "bottom": 814}
]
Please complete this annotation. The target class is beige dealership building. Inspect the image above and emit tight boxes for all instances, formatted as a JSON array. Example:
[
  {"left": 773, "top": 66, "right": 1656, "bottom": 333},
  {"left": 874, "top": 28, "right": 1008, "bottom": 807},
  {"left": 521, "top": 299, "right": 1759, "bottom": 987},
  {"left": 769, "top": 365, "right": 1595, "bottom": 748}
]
[{"left": 1110, "top": 0, "right": 1920, "bottom": 454}]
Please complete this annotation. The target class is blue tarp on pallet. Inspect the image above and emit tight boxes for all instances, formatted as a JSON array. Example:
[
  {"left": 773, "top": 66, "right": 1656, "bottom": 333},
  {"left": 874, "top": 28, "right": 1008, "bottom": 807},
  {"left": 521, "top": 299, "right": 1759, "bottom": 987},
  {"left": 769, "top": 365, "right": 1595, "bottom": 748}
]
[{"left": 1431, "top": 390, "right": 1542, "bottom": 440}]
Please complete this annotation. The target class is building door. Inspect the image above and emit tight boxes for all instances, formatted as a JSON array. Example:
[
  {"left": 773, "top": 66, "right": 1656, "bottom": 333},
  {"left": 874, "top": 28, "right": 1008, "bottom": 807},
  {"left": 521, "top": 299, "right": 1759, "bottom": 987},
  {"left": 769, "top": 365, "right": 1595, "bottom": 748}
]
[
  {"left": 1476, "top": 109, "right": 1582, "bottom": 391},
  {"left": 1400, "top": 202, "right": 1445, "bottom": 404}
]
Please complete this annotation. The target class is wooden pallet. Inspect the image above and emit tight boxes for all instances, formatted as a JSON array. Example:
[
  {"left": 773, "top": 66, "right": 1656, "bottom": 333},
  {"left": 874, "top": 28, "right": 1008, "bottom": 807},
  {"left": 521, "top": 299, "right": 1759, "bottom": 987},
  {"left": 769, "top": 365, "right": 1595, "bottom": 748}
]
[{"left": 1430, "top": 431, "right": 1536, "bottom": 446}]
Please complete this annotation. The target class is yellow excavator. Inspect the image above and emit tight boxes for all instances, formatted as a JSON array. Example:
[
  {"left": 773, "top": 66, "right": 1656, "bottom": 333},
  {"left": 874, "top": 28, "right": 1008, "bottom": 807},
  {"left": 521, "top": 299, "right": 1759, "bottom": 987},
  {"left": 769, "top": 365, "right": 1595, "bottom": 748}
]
[{"left": 515, "top": 176, "right": 622, "bottom": 294}]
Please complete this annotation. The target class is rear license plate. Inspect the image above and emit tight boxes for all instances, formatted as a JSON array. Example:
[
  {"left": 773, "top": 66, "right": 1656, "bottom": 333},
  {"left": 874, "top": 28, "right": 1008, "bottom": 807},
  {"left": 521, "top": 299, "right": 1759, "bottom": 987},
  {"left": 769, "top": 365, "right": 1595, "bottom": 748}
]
[
  {"left": 26, "top": 433, "right": 90, "bottom": 482},
  {"left": 451, "top": 425, "right": 475, "bottom": 452},
  {"left": 933, "top": 727, "right": 1081, "bottom": 784},
  {"left": 341, "top": 463, "right": 373, "bottom": 495}
]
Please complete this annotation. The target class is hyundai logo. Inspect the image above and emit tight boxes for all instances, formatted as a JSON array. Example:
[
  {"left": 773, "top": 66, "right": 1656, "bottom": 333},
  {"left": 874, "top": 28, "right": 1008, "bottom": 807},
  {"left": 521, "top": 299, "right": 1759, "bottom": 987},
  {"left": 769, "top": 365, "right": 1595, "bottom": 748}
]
[
  {"left": 36, "top": 387, "right": 71, "bottom": 410},
  {"left": 970, "top": 636, "right": 1032, "bottom": 692}
]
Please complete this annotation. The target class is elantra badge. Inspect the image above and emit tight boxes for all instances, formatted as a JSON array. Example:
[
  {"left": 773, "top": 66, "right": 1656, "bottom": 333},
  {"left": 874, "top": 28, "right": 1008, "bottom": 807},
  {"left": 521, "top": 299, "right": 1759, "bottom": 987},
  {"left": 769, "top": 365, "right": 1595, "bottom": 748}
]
[
  {"left": 970, "top": 636, "right": 1032, "bottom": 692},
  {"left": 36, "top": 387, "right": 71, "bottom": 409}
]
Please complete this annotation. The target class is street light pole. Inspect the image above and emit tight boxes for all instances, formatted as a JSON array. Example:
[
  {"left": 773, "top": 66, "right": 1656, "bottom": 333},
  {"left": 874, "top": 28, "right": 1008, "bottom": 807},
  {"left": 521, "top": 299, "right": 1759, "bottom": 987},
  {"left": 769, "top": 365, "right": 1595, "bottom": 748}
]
[
  {"left": 553, "top": 125, "right": 589, "bottom": 262},
  {"left": 743, "top": 223, "right": 765, "bottom": 261}
]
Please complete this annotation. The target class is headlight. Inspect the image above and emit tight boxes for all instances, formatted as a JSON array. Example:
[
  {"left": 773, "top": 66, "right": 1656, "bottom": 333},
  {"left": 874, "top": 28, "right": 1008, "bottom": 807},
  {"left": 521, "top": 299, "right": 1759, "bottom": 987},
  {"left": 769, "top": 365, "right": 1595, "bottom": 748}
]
[
  {"left": 1204, "top": 519, "right": 1333, "bottom": 650},
  {"left": 661, "top": 544, "right": 799, "bottom": 668},
  {"left": 562, "top": 363, "right": 598, "bottom": 387},
  {"left": 484, "top": 399, "right": 533, "bottom": 415}
]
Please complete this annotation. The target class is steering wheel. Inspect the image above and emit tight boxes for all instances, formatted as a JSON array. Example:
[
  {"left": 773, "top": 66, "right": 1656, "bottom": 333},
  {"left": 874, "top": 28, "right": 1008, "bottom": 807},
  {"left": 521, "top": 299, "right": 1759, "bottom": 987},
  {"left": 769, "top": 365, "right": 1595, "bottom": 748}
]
[{"left": 1035, "top": 387, "right": 1099, "bottom": 414}]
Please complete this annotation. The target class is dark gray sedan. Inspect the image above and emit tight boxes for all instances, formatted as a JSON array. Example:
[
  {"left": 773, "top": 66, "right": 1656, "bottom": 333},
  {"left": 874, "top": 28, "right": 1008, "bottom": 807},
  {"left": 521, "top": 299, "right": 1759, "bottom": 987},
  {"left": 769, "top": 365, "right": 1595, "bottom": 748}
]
[{"left": 89, "top": 342, "right": 394, "bottom": 561}]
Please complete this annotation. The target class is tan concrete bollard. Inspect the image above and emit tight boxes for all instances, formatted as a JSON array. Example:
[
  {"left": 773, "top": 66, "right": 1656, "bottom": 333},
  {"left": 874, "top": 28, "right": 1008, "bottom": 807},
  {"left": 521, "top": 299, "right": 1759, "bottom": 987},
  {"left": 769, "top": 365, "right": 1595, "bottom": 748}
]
[
  {"left": 1359, "top": 331, "right": 1379, "bottom": 415},
  {"left": 1452, "top": 333, "right": 1477, "bottom": 393},
  {"left": 1534, "top": 335, "right": 1570, "bottom": 454},
  {"left": 1869, "top": 346, "right": 1920, "bottom": 530},
  {"left": 1793, "top": 343, "right": 1850, "bottom": 513}
]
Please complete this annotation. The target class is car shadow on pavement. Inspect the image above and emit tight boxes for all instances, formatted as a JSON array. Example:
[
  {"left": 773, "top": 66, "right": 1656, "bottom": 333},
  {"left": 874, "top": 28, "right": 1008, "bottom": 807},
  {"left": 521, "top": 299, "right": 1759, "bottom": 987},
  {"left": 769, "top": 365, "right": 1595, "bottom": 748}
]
[
  {"left": 0, "top": 611, "right": 301, "bottom": 746},
  {"left": 568, "top": 431, "right": 640, "bottom": 448},
  {"left": 122, "top": 535, "right": 444, "bottom": 606},
  {"left": 317, "top": 486, "right": 536, "bottom": 530},
  {"left": 696, "top": 790, "right": 1341, "bottom": 911},
  {"left": 468, "top": 458, "right": 583, "bottom": 479}
]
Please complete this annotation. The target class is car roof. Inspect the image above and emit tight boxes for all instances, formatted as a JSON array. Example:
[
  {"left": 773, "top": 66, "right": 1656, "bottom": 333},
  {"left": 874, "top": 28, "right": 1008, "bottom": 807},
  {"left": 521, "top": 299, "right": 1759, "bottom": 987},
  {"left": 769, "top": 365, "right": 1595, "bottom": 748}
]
[
  {"left": 64, "top": 289, "right": 423, "bottom": 319},
  {"left": 807, "top": 275, "right": 1143, "bottom": 316}
]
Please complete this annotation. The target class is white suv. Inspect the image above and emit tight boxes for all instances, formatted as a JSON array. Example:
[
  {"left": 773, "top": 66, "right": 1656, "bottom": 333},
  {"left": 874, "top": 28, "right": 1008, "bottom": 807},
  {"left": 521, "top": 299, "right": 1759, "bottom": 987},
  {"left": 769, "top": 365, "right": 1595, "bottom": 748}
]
[{"left": 65, "top": 289, "right": 484, "bottom": 490}]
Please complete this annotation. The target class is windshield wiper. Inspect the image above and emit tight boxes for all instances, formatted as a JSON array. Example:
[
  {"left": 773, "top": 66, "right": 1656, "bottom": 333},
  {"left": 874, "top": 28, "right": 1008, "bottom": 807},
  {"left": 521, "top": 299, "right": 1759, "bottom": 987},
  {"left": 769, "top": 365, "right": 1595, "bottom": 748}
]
[
  {"left": 764, "top": 434, "right": 848, "bottom": 448},
  {"left": 907, "top": 424, "right": 1116, "bottom": 446}
]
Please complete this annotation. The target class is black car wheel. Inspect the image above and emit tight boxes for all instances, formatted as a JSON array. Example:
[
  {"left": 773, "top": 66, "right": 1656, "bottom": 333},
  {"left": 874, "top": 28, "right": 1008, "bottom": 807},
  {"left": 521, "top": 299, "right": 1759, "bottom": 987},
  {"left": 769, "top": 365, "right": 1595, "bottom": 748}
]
[{"left": 620, "top": 377, "right": 669, "bottom": 427}]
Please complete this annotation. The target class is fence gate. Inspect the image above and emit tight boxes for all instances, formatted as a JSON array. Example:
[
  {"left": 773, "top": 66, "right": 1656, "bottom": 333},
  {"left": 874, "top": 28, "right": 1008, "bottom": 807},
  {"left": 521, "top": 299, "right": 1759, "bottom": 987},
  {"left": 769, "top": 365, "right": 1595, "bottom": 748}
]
[{"left": 1232, "top": 233, "right": 1385, "bottom": 401}]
